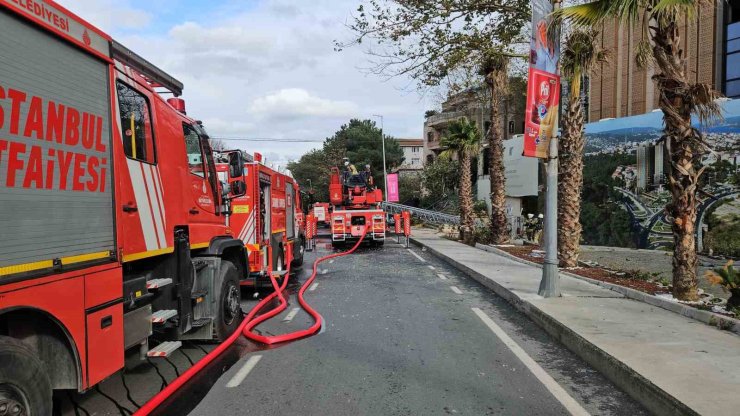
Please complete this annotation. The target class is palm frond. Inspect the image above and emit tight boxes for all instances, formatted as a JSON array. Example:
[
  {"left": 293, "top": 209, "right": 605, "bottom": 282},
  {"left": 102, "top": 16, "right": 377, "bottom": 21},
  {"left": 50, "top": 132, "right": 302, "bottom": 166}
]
[
  {"left": 635, "top": 39, "right": 654, "bottom": 69},
  {"left": 440, "top": 117, "right": 482, "bottom": 159},
  {"left": 555, "top": 0, "right": 642, "bottom": 27},
  {"left": 689, "top": 83, "right": 723, "bottom": 125},
  {"left": 561, "top": 28, "right": 610, "bottom": 80},
  {"left": 653, "top": 0, "right": 706, "bottom": 20}
]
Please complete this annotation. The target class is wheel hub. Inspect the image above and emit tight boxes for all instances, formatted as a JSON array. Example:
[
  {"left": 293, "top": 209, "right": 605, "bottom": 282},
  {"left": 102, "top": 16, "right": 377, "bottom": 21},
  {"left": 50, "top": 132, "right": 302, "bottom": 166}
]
[
  {"left": 0, "top": 386, "right": 28, "bottom": 416},
  {"left": 223, "top": 286, "right": 240, "bottom": 325}
]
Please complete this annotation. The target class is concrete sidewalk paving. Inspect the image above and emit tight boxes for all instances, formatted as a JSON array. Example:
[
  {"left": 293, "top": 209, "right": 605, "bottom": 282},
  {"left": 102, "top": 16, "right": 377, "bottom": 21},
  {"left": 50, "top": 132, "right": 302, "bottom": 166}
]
[{"left": 410, "top": 227, "right": 740, "bottom": 416}]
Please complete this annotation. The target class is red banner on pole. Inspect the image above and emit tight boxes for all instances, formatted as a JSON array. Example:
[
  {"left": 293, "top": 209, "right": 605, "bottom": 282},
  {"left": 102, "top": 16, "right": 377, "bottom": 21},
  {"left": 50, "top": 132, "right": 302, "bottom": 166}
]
[
  {"left": 386, "top": 173, "right": 400, "bottom": 202},
  {"left": 524, "top": 69, "right": 560, "bottom": 158},
  {"left": 524, "top": 0, "right": 561, "bottom": 158}
]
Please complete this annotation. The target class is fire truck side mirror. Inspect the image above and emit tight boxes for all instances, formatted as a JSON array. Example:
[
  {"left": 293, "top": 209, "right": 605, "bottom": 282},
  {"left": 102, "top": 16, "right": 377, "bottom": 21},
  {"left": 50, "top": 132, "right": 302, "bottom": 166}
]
[
  {"left": 230, "top": 180, "right": 247, "bottom": 198},
  {"left": 228, "top": 151, "right": 245, "bottom": 179}
]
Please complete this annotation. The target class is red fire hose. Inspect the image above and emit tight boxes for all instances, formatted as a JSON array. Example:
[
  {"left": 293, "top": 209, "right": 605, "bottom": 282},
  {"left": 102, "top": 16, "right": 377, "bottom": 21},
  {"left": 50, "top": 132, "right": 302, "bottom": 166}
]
[{"left": 134, "top": 228, "right": 368, "bottom": 415}]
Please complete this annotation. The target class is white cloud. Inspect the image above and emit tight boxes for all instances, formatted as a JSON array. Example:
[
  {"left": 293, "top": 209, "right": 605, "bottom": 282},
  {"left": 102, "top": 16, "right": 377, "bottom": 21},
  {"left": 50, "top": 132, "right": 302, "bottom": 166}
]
[
  {"left": 168, "top": 22, "right": 274, "bottom": 55},
  {"left": 58, "top": 0, "right": 151, "bottom": 30},
  {"left": 249, "top": 89, "right": 358, "bottom": 119},
  {"left": 57, "top": 0, "right": 430, "bottom": 159}
]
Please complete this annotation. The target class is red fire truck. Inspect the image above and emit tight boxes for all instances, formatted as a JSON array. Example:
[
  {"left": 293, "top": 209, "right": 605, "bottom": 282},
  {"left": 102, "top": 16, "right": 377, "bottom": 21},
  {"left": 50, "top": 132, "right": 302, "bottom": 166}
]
[
  {"left": 0, "top": 2, "right": 290, "bottom": 413},
  {"left": 216, "top": 155, "right": 305, "bottom": 286},
  {"left": 312, "top": 202, "right": 331, "bottom": 225},
  {"left": 328, "top": 167, "right": 386, "bottom": 247}
]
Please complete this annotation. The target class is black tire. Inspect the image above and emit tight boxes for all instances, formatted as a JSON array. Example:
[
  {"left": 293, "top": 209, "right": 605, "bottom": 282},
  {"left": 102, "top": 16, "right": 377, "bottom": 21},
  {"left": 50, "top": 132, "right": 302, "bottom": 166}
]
[
  {"left": 290, "top": 238, "right": 305, "bottom": 268},
  {"left": 331, "top": 241, "right": 343, "bottom": 249},
  {"left": 214, "top": 261, "right": 243, "bottom": 342},
  {"left": 0, "top": 336, "right": 52, "bottom": 416}
]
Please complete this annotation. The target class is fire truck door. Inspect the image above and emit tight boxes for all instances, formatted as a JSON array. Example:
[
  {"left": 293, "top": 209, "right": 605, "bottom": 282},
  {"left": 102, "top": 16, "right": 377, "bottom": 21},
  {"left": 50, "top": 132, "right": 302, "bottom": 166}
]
[
  {"left": 116, "top": 81, "right": 169, "bottom": 255},
  {"left": 183, "top": 124, "right": 218, "bottom": 218},
  {"left": 286, "top": 183, "right": 295, "bottom": 240},
  {"left": 259, "top": 178, "right": 271, "bottom": 268}
]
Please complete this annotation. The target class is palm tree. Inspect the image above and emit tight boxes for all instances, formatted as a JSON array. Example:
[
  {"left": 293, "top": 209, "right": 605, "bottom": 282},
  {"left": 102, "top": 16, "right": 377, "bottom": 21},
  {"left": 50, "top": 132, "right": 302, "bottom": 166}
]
[
  {"left": 440, "top": 117, "right": 482, "bottom": 245},
  {"left": 558, "top": 29, "right": 609, "bottom": 268},
  {"left": 480, "top": 54, "right": 511, "bottom": 245},
  {"left": 558, "top": 0, "right": 722, "bottom": 301}
]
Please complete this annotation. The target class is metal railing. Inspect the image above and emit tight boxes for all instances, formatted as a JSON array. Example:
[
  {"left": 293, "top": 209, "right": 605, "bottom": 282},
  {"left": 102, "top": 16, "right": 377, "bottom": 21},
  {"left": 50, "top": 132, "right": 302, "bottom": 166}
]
[
  {"left": 382, "top": 202, "right": 460, "bottom": 226},
  {"left": 384, "top": 201, "right": 525, "bottom": 241},
  {"left": 425, "top": 110, "right": 467, "bottom": 125}
]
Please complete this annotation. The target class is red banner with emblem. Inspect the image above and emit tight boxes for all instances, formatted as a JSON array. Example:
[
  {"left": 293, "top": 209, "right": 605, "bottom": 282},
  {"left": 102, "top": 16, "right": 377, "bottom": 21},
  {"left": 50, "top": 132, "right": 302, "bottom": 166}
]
[{"left": 523, "top": 0, "right": 561, "bottom": 158}]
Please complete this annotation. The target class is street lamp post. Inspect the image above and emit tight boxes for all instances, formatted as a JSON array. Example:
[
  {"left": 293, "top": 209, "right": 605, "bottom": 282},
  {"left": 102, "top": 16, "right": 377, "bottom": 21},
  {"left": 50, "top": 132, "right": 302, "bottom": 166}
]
[
  {"left": 373, "top": 114, "right": 388, "bottom": 202},
  {"left": 538, "top": 0, "right": 562, "bottom": 298}
]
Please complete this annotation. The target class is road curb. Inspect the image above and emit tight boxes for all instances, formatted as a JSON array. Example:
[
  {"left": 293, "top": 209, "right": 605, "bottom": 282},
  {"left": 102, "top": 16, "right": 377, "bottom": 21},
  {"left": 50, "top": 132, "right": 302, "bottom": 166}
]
[
  {"left": 410, "top": 236, "right": 699, "bottom": 416},
  {"left": 474, "top": 243, "right": 740, "bottom": 336}
]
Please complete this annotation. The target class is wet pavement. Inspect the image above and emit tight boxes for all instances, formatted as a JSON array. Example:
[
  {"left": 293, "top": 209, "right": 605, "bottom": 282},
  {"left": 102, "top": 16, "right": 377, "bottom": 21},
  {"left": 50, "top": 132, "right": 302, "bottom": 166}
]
[{"left": 55, "top": 237, "right": 650, "bottom": 415}]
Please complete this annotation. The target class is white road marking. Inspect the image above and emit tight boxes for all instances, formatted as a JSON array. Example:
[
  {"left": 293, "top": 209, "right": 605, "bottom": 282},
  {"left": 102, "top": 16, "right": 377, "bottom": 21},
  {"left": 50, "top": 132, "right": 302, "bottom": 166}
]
[
  {"left": 437, "top": 273, "right": 448, "bottom": 280},
  {"left": 309, "top": 283, "right": 319, "bottom": 291},
  {"left": 427, "top": 265, "right": 436, "bottom": 270},
  {"left": 329, "top": 260, "right": 335, "bottom": 264},
  {"left": 320, "top": 269, "right": 328, "bottom": 275},
  {"left": 226, "top": 355, "right": 262, "bottom": 388},
  {"left": 450, "top": 286, "right": 463, "bottom": 294},
  {"left": 471, "top": 308, "right": 590, "bottom": 416},
  {"left": 283, "top": 308, "right": 300, "bottom": 322},
  {"left": 407, "top": 249, "right": 426, "bottom": 262}
]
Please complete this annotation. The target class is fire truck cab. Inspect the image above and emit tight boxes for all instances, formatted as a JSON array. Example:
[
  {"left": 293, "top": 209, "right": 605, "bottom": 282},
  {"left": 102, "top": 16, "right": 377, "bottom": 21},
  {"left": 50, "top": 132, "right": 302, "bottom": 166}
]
[{"left": 0, "top": 2, "right": 261, "bottom": 413}]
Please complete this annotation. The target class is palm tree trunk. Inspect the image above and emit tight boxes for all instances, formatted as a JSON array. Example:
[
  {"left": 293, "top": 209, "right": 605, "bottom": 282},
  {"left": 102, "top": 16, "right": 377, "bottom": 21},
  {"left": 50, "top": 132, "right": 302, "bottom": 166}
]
[
  {"left": 486, "top": 59, "right": 510, "bottom": 244},
  {"left": 558, "top": 78, "right": 585, "bottom": 268},
  {"left": 459, "top": 150, "right": 475, "bottom": 245},
  {"left": 651, "top": 17, "right": 700, "bottom": 301}
]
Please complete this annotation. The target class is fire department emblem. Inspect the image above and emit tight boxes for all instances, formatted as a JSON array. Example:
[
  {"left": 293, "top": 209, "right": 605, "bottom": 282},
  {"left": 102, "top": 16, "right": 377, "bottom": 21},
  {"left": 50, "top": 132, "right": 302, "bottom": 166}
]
[{"left": 82, "top": 29, "right": 91, "bottom": 46}]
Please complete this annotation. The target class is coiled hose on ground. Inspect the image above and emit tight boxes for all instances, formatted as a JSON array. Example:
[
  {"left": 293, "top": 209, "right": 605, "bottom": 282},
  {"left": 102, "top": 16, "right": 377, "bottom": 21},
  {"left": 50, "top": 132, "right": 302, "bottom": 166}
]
[{"left": 133, "top": 228, "right": 368, "bottom": 415}]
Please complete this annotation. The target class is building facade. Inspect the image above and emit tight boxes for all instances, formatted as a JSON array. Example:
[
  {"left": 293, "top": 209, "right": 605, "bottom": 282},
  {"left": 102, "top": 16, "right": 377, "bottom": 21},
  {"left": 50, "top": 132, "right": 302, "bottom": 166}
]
[
  {"left": 395, "top": 138, "right": 424, "bottom": 176},
  {"left": 588, "top": 1, "right": 739, "bottom": 121},
  {"left": 422, "top": 87, "right": 536, "bottom": 216}
]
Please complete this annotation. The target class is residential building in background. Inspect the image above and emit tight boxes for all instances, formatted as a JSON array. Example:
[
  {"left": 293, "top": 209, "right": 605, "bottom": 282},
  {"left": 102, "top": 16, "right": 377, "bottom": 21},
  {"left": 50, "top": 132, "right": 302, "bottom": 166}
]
[
  {"left": 394, "top": 138, "right": 424, "bottom": 176},
  {"left": 423, "top": 84, "right": 526, "bottom": 166},
  {"left": 422, "top": 85, "right": 536, "bottom": 215}
]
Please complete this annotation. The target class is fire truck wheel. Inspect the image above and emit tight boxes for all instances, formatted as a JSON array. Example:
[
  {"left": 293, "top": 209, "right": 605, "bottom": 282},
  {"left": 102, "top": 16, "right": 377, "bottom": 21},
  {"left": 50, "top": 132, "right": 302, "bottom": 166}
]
[
  {"left": 291, "top": 239, "right": 305, "bottom": 268},
  {"left": 214, "top": 261, "right": 243, "bottom": 342},
  {"left": 0, "top": 336, "right": 52, "bottom": 416}
]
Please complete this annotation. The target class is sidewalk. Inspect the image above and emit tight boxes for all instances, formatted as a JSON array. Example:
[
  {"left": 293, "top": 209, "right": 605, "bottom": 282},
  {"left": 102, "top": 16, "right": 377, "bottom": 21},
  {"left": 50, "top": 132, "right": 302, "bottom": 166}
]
[{"left": 410, "top": 228, "right": 740, "bottom": 416}]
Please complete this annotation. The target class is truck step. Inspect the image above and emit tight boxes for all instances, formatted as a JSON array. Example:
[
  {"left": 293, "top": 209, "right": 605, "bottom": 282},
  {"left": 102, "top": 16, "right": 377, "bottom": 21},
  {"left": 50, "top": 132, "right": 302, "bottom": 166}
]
[
  {"left": 146, "top": 278, "right": 173, "bottom": 289},
  {"left": 147, "top": 341, "right": 182, "bottom": 357},
  {"left": 273, "top": 270, "right": 289, "bottom": 277},
  {"left": 151, "top": 309, "right": 177, "bottom": 323}
]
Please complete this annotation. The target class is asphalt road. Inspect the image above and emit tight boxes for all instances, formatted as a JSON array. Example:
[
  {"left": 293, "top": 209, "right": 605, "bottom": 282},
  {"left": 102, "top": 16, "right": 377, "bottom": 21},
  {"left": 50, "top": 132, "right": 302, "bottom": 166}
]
[
  {"left": 187, "top": 237, "right": 648, "bottom": 416},
  {"left": 53, "top": 236, "right": 649, "bottom": 415}
]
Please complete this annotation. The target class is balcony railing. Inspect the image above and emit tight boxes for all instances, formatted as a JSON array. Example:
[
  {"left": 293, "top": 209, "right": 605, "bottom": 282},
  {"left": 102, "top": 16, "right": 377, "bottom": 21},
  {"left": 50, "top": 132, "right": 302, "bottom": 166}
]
[{"left": 425, "top": 110, "right": 467, "bottom": 125}]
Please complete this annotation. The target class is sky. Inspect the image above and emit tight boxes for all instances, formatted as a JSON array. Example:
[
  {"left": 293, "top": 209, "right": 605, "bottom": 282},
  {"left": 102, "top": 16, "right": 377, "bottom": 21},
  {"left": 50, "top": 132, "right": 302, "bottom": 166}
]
[{"left": 57, "top": 0, "right": 431, "bottom": 168}]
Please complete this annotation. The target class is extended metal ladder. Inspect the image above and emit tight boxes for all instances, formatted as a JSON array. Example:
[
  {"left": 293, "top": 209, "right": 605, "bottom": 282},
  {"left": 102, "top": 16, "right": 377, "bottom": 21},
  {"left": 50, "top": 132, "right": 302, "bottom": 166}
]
[{"left": 382, "top": 202, "right": 460, "bottom": 226}]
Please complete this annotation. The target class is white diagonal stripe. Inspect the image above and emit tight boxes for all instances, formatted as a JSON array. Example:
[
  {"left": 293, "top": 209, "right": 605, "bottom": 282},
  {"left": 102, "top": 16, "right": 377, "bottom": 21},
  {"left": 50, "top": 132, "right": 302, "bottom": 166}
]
[
  {"left": 471, "top": 308, "right": 590, "bottom": 416},
  {"left": 283, "top": 308, "right": 300, "bottom": 322},
  {"left": 226, "top": 355, "right": 263, "bottom": 388},
  {"left": 127, "top": 159, "right": 158, "bottom": 250},
  {"left": 143, "top": 164, "right": 166, "bottom": 248},
  {"left": 407, "top": 249, "right": 425, "bottom": 262}
]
